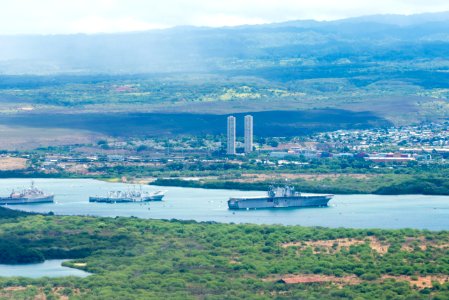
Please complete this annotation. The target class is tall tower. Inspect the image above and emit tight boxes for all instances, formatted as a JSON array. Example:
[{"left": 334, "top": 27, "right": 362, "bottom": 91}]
[
  {"left": 244, "top": 115, "right": 253, "bottom": 154},
  {"left": 227, "top": 116, "right": 236, "bottom": 155}
]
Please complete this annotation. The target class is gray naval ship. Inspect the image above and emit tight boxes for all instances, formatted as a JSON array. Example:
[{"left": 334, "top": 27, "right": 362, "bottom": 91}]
[
  {"left": 0, "top": 182, "right": 54, "bottom": 205},
  {"left": 228, "top": 185, "right": 333, "bottom": 210},
  {"left": 89, "top": 189, "right": 165, "bottom": 203}
]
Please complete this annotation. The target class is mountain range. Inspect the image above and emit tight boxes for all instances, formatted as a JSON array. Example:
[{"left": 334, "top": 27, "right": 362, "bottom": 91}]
[{"left": 1, "top": 11, "right": 449, "bottom": 75}]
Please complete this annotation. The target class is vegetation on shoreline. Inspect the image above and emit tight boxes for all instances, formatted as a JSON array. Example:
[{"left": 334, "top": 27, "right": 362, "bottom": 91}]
[
  {"left": 2, "top": 159, "right": 449, "bottom": 195},
  {"left": 152, "top": 173, "right": 449, "bottom": 195},
  {"left": 0, "top": 205, "right": 33, "bottom": 218},
  {"left": 0, "top": 209, "right": 447, "bottom": 299}
]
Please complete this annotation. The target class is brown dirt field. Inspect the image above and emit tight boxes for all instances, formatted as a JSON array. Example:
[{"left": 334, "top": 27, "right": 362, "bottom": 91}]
[
  {"left": 268, "top": 274, "right": 449, "bottom": 290},
  {"left": 282, "top": 236, "right": 449, "bottom": 256},
  {"left": 1, "top": 285, "right": 82, "bottom": 299},
  {"left": 382, "top": 275, "right": 449, "bottom": 289},
  {"left": 35, "top": 290, "right": 46, "bottom": 300},
  {"left": 2, "top": 286, "right": 27, "bottom": 292},
  {"left": 52, "top": 287, "right": 82, "bottom": 299},
  {"left": 282, "top": 238, "right": 364, "bottom": 251},
  {"left": 367, "top": 237, "right": 389, "bottom": 254},
  {"left": 401, "top": 236, "right": 449, "bottom": 252},
  {"left": 281, "top": 237, "right": 389, "bottom": 254},
  {"left": 401, "top": 237, "right": 428, "bottom": 252},
  {"left": 266, "top": 274, "right": 361, "bottom": 285},
  {"left": 0, "top": 157, "right": 27, "bottom": 170},
  {"left": 400, "top": 236, "right": 449, "bottom": 252}
]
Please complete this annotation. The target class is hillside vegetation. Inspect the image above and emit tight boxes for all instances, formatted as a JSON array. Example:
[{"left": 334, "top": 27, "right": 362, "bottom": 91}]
[{"left": 0, "top": 212, "right": 448, "bottom": 299}]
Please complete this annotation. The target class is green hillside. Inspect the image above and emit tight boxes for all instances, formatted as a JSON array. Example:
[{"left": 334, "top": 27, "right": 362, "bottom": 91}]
[{"left": 0, "top": 212, "right": 448, "bottom": 299}]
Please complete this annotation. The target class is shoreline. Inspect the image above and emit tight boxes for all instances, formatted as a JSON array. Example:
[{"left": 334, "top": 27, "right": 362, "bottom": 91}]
[
  {"left": 151, "top": 178, "right": 449, "bottom": 196},
  {"left": 0, "top": 176, "right": 448, "bottom": 196}
]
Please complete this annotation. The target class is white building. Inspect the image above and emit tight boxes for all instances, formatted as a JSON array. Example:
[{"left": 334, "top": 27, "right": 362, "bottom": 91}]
[
  {"left": 244, "top": 115, "right": 253, "bottom": 154},
  {"left": 227, "top": 116, "right": 236, "bottom": 155}
]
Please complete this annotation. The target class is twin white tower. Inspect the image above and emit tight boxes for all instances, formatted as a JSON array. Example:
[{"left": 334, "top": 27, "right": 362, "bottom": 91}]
[{"left": 227, "top": 115, "right": 253, "bottom": 155}]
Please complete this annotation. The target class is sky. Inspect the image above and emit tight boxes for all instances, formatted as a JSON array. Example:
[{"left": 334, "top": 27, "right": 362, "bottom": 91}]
[{"left": 1, "top": 0, "right": 449, "bottom": 35}]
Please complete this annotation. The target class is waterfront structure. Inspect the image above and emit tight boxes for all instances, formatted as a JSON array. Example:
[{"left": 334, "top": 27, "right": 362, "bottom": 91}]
[
  {"left": 244, "top": 115, "right": 253, "bottom": 154},
  {"left": 227, "top": 116, "right": 236, "bottom": 155}
]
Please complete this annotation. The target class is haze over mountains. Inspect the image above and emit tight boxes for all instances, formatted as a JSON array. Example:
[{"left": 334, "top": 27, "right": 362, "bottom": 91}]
[
  {"left": 1, "top": 11, "right": 449, "bottom": 75},
  {"left": 0, "top": 12, "right": 448, "bottom": 147}
]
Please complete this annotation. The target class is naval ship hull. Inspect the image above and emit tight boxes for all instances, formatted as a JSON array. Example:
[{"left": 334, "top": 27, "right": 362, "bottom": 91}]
[
  {"left": 228, "top": 195, "right": 332, "bottom": 210},
  {"left": 0, "top": 195, "right": 54, "bottom": 205},
  {"left": 89, "top": 195, "right": 164, "bottom": 203}
]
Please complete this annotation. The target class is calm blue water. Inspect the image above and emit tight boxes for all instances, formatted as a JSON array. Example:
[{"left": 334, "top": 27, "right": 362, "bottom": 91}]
[
  {"left": 0, "top": 260, "right": 90, "bottom": 278},
  {"left": 1, "top": 178, "right": 448, "bottom": 230}
]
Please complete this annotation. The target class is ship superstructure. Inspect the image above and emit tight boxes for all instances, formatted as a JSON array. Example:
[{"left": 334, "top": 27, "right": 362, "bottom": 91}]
[
  {"left": 228, "top": 185, "right": 333, "bottom": 209},
  {"left": 89, "top": 189, "right": 165, "bottom": 203},
  {"left": 0, "top": 182, "right": 54, "bottom": 205}
]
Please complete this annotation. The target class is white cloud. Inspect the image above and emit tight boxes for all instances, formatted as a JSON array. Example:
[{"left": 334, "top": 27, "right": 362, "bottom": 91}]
[
  {"left": 192, "top": 14, "right": 268, "bottom": 27},
  {"left": 1, "top": 0, "right": 449, "bottom": 35},
  {"left": 69, "top": 16, "right": 168, "bottom": 34}
]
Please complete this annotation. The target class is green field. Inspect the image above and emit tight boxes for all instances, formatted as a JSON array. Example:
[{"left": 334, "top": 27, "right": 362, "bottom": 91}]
[{"left": 0, "top": 73, "right": 447, "bottom": 125}]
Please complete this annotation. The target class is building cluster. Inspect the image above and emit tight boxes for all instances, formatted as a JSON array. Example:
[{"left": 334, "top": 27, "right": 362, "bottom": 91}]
[
  {"left": 264, "top": 123, "right": 449, "bottom": 163},
  {"left": 313, "top": 123, "right": 449, "bottom": 152},
  {"left": 227, "top": 115, "right": 253, "bottom": 155},
  {"left": 1, "top": 121, "right": 448, "bottom": 177}
]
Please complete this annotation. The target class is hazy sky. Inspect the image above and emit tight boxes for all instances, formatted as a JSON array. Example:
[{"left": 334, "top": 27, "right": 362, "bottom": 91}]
[{"left": 2, "top": 0, "right": 449, "bottom": 35}]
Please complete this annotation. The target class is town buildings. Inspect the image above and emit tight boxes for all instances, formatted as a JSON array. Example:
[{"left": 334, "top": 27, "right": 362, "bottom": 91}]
[
  {"left": 227, "top": 116, "right": 236, "bottom": 155},
  {"left": 244, "top": 115, "right": 253, "bottom": 154}
]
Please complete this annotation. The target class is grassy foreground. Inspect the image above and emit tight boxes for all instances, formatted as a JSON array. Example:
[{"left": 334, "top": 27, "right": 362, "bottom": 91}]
[{"left": 0, "top": 207, "right": 448, "bottom": 299}]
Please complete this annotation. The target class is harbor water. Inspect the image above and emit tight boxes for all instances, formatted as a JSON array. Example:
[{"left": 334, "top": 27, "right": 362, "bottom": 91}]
[
  {"left": 0, "top": 260, "right": 90, "bottom": 278},
  {"left": 1, "top": 178, "right": 448, "bottom": 230}
]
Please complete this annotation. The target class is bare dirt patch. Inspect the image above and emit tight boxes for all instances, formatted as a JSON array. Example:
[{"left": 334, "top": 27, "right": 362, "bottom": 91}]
[
  {"left": 367, "top": 237, "right": 389, "bottom": 254},
  {"left": 7, "top": 286, "right": 85, "bottom": 300},
  {"left": 281, "top": 237, "right": 389, "bottom": 254},
  {"left": 401, "top": 236, "right": 428, "bottom": 252},
  {"left": 400, "top": 236, "right": 449, "bottom": 252},
  {"left": 282, "top": 236, "right": 449, "bottom": 256},
  {"left": 267, "top": 274, "right": 449, "bottom": 290},
  {"left": 2, "top": 286, "right": 27, "bottom": 292},
  {"left": 382, "top": 275, "right": 449, "bottom": 289},
  {"left": 52, "top": 287, "right": 82, "bottom": 299},
  {"left": 282, "top": 238, "right": 364, "bottom": 251},
  {"left": 266, "top": 274, "right": 361, "bottom": 285},
  {"left": 0, "top": 157, "right": 27, "bottom": 170}
]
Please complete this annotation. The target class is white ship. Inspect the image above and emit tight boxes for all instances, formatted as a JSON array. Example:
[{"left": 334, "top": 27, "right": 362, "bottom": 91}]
[
  {"left": 89, "top": 189, "right": 165, "bottom": 203},
  {"left": 0, "top": 182, "right": 54, "bottom": 205}
]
